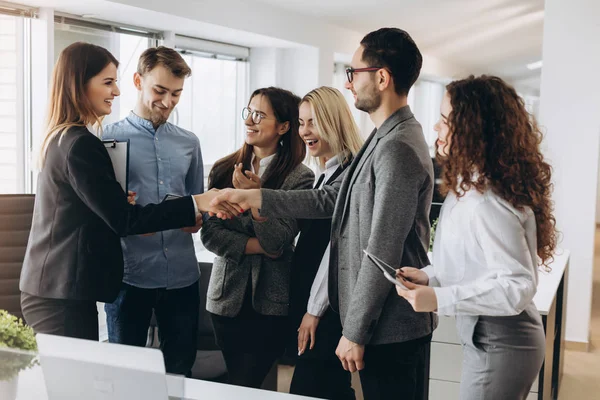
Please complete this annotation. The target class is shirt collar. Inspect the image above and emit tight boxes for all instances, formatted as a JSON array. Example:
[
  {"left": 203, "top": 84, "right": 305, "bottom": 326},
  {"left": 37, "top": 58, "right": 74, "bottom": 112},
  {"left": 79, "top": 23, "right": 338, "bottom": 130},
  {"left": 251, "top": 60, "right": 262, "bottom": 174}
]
[
  {"left": 251, "top": 152, "right": 277, "bottom": 177},
  {"left": 127, "top": 111, "right": 157, "bottom": 132},
  {"left": 251, "top": 152, "right": 277, "bottom": 167},
  {"left": 324, "top": 154, "right": 340, "bottom": 171}
]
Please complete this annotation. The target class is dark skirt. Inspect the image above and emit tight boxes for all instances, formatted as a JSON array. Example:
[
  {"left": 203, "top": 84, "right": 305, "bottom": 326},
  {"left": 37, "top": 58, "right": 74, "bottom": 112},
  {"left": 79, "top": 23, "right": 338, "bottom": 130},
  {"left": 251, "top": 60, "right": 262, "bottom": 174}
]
[{"left": 210, "top": 287, "right": 288, "bottom": 354}]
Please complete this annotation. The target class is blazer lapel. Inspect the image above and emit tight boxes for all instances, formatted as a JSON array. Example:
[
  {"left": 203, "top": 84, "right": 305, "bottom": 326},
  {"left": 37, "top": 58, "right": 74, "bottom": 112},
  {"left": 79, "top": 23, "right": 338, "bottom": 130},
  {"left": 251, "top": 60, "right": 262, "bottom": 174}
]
[
  {"left": 336, "top": 106, "right": 416, "bottom": 231},
  {"left": 333, "top": 130, "right": 378, "bottom": 232}
]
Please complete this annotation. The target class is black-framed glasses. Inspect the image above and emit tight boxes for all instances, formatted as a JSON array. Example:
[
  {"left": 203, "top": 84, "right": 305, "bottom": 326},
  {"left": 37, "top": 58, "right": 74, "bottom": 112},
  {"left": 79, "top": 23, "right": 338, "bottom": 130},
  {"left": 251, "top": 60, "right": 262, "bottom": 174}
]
[
  {"left": 241, "top": 107, "right": 275, "bottom": 124},
  {"left": 345, "top": 66, "right": 383, "bottom": 83}
]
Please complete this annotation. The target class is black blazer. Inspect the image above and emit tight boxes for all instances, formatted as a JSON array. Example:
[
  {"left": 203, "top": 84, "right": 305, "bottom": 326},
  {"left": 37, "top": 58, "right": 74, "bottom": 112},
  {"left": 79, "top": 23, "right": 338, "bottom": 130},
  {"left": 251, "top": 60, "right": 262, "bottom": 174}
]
[
  {"left": 288, "top": 161, "right": 349, "bottom": 333},
  {"left": 20, "top": 126, "right": 196, "bottom": 303}
]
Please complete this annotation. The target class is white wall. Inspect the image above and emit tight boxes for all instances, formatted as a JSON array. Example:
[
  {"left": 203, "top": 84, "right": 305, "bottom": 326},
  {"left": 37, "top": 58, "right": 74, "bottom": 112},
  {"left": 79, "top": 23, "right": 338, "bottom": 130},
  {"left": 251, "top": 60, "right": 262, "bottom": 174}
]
[
  {"left": 249, "top": 48, "right": 279, "bottom": 91},
  {"left": 249, "top": 46, "right": 332, "bottom": 98},
  {"left": 596, "top": 158, "right": 600, "bottom": 224},
  {"left": 538, "top": 0, "right": 600, "bottom": 344}
]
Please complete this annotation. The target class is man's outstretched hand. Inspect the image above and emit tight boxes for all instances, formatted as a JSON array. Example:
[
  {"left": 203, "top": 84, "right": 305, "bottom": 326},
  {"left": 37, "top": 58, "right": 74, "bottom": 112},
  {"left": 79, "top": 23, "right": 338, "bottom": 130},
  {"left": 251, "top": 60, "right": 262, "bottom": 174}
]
[{"left": 194, "top": 189, "right": 244, "bottom": 220}]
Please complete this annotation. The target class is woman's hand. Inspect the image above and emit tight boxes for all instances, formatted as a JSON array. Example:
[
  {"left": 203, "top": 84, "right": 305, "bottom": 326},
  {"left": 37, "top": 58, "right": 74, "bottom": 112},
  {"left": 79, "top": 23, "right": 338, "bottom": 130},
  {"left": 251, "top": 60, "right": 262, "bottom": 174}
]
[
  {"left": 245, "top": 238, "right": 281, "bottom": 259},
  {"left": 232, "top": 164, "right": 261, "bottom": 190},
  {"left": 231, "top": 164, "right": 265, "bottom": 220},
  {"left": 396, "top": 266, "right": 429, "bottom": 285},
  {"left": 263, "top": 247, "right": 283, "bottom": 259},
  {"left": 127, "top": 191, "right": 136, "bottom": 205},
  {"left": 298, "top": 313, "right": 320, "bottom": 355},
  {"left": 210, "top": 188, "right": 262, "bottom": 215},
  {"left": 395, "top": 279, "right": 438, "bottom": 312}
]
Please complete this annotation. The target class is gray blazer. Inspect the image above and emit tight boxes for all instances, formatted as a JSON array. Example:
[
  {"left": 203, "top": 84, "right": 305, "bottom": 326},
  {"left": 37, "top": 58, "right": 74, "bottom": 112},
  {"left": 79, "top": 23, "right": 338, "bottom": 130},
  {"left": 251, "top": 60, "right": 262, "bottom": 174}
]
[
  {"left": 201, "top": 162, "right": 314, "bottom": 317},
  {"left": 260, "top": 106, "right": 437, "bottom": 345}
]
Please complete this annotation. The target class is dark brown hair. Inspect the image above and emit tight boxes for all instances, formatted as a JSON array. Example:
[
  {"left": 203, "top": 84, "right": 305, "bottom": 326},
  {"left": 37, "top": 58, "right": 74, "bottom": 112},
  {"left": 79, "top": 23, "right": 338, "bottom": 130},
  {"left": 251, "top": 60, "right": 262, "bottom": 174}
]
[
  {"left": 440, "top": 75, "right": 557, "bottom": 265},
  {"left": 208, "top": 87, "right": 305, "bottom": 190},
  {"left": 40, "top": 42, "right": 119, "bottom": 166},
  {"left": 137, "top": 46, "right": 191, "bottom": 78},
  {"left": 360, "top": 28, "right": 422, "bottom": 96}
]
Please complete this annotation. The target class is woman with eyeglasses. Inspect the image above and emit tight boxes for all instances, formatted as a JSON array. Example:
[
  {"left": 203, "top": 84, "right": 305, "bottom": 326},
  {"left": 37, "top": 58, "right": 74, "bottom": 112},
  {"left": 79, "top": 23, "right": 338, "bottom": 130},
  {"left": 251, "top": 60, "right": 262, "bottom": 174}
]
[{"left": 201, "top": 87, "right": 314, "bottom": 389}]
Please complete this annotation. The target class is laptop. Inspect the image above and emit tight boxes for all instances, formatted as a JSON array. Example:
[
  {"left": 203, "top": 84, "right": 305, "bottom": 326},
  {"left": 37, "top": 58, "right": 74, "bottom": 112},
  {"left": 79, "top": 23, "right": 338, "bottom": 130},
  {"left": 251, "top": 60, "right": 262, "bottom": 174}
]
[{"left": 36, "top": 333, "right": 186, "bottom": 400}]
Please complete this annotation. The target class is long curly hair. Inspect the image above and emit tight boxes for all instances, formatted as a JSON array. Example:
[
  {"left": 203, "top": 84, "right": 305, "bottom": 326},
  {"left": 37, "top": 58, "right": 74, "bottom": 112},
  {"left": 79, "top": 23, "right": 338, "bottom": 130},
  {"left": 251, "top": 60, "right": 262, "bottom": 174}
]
[{"left": 440, "top": 75, "right": 557, "bottom": 265}]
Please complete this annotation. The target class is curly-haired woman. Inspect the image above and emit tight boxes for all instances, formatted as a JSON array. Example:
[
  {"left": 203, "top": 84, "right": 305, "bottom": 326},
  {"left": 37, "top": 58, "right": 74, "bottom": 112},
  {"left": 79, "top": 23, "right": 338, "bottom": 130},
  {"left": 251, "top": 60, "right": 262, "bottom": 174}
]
[{"left": 396, "top": 75, "right": 557, "bottom": 400}]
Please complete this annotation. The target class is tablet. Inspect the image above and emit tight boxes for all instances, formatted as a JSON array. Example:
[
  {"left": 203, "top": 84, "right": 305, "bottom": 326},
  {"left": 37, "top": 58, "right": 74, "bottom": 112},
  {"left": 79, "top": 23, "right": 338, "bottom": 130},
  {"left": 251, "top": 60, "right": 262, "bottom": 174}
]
[{"left": 363, "top": 249, "right": 409, "bottom": 290}]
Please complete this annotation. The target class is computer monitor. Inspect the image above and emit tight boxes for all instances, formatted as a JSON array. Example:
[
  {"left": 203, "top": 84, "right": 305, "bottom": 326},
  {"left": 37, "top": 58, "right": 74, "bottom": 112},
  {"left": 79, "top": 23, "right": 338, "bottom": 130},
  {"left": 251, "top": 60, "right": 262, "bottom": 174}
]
[{"left": 36, "top": 333, "right": 174, "bottom": 400}]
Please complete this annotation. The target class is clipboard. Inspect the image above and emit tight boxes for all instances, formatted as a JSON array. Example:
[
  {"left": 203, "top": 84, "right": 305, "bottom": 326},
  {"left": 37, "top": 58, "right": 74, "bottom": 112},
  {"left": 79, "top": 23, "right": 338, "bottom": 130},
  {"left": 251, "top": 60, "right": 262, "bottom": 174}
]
[{"left": 103, "top": 139, "right": 130, "bottom": 193}]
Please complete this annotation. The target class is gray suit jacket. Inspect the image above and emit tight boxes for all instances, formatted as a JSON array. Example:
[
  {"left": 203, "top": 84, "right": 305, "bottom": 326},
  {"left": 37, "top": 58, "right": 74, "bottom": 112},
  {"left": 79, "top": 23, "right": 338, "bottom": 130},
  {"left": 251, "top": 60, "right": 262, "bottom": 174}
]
[
  {"left": 261, "top": 106, "right": 437, "bottom": 345},
  {"left": 201, "top": 162, "right": 314, "bottom": 317}
]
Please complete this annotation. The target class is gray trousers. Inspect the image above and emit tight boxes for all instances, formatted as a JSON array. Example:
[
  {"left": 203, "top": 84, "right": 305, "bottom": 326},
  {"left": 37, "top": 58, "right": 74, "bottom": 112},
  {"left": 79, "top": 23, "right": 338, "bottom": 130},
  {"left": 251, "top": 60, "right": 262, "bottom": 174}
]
[{"left": 457, "top": 303, "right": 545, "bottom": 400}]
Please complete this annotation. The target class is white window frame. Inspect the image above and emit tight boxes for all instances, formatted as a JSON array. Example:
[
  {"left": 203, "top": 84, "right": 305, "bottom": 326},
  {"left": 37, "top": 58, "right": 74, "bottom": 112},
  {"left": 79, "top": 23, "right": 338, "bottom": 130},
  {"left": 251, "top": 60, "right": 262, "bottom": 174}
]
[{"left": 0, "top": 2, "right": 36, "bottom": 194}]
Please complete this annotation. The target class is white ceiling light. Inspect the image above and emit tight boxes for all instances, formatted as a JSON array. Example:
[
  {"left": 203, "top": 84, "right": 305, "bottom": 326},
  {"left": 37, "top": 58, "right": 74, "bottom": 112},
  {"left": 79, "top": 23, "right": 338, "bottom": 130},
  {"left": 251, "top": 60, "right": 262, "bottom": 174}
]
[{"left": 527, "top": 60, "right": 543, "bottom": 70}]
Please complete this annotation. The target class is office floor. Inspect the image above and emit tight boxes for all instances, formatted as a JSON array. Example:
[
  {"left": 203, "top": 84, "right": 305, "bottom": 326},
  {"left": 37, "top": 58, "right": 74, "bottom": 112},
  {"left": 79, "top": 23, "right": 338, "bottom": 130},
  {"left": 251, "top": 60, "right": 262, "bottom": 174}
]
[{"left": 277, "top": 229, "right": 600, "bottom": 399}]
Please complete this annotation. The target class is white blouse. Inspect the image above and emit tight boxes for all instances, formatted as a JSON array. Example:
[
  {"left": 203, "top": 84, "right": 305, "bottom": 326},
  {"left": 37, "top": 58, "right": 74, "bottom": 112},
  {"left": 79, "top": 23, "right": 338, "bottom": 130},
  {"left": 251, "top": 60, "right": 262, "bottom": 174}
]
[
  {"left": 251, "top": 153, "right": 276, "bottom": 178},
  {"left": 423, "top": 188, "right": 539, "bottom": 317},
  {"left": 306, "top": 156, "right": 341, "bottom": 317}
]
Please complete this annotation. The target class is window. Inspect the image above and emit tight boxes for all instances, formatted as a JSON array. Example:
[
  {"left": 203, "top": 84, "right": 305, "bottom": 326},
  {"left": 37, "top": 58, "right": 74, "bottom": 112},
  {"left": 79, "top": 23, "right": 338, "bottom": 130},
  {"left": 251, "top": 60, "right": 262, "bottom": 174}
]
[
  {"left": 0, "top": 14, "right": 27, "bottom": 194},
  {"left": 174, "top": 53, "right": 249, "bottom": 179},
  {"left": 170, "top": 49, "right": 249, "bottom": 258},
  {"left": 409, "top": 79, "right": 445, "bottom": 155},
  {"left": 53, "top": 16, "right": 157, "bottom": 125}
]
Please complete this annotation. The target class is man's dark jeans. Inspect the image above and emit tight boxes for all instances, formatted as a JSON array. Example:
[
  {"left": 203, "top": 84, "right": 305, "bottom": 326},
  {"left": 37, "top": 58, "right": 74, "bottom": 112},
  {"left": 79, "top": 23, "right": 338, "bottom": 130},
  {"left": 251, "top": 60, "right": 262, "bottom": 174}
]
[{"left": 105, "top": 281, "right": 199, "bottom": 376}]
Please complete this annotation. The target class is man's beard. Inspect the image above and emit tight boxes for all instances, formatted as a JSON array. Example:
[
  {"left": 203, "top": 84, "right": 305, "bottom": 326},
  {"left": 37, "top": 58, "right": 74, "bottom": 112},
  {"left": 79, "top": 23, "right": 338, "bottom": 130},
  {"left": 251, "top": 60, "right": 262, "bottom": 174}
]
[
  {"left": 143, "top": 104, "right": 169, "bottom": 126},
  {"left": 355, "top": 82, "right": 381, "bottom": 114}
]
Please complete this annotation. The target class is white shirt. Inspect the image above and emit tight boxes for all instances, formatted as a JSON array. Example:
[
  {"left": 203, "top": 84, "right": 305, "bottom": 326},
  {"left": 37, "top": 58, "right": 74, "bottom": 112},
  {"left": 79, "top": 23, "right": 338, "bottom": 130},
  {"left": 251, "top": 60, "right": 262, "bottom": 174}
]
[
  {"left": 251, "top": 153, "right": 277, "bottom": 178},
  {"left": 423, "top": 188, "right": 539, "bottom": 317},
  {"left": 307, "top": 156, "right": 341, "bottom": 317}
]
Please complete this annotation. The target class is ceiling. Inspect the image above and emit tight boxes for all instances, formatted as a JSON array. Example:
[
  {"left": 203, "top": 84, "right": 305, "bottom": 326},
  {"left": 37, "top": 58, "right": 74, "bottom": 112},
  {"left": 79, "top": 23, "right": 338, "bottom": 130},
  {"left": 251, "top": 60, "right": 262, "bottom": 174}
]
[
  {"left": 17, "top": 0, "right": 304, "bottom": 48},
  {"left": 254, "top": 0, "right": 546, "bottom": 93},
  {"left": 16, "top": 0, "right": 545, "bottom": 94}
]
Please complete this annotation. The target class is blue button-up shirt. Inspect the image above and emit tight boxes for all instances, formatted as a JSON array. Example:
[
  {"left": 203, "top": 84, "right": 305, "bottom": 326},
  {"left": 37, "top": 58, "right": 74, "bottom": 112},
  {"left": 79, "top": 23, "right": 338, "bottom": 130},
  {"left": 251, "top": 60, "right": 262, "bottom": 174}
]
[{"left": 103, "top": 112, "right": 204, "bottom": 289}]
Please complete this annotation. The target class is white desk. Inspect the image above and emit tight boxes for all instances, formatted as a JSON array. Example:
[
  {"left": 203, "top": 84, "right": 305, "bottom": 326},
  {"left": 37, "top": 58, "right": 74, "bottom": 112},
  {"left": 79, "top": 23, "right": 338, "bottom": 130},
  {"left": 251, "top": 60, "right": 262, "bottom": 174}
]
[
  {"left": 13, "top": 365, "right": 317, "bottom": 400},
  {"left": 428, "top": 250, "right": 570, "bottom": 400}
]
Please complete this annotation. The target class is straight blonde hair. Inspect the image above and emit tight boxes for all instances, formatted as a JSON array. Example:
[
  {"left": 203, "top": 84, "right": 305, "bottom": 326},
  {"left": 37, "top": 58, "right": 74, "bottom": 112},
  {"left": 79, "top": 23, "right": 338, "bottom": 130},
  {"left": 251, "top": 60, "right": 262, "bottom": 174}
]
[
  {"left": 301, "top": 87, "right": 363, "bottom": 168},
  {"left": 39, "top": 42, "right": 119, "bottom": 168}
]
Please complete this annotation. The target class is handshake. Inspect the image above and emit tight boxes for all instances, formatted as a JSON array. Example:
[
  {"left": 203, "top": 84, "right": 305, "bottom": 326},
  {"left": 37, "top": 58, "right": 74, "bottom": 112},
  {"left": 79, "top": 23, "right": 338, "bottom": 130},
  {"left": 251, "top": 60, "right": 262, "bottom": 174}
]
[
  {"left": 126, "top": 188, "right": 264, "bottom": 231},
  {"left": 196, "top": 188, "right": 264, "bottom": 220}
]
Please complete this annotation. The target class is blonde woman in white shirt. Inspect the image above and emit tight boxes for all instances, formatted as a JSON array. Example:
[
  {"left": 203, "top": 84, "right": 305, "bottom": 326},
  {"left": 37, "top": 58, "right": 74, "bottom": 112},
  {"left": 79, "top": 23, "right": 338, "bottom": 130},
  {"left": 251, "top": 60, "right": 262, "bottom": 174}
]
[{"left": 396, "top": 75, "right": 557, "bottom": 400}]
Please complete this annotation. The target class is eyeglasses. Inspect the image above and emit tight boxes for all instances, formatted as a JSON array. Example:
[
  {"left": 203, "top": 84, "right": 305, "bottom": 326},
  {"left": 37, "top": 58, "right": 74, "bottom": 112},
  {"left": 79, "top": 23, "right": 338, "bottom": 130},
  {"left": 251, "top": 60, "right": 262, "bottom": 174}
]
[
  {"left": 345, "top": 66, "right": 383, "bottom": 83},
  {"left": 241, "top": 107, "right": 275, "bottom": 124}
]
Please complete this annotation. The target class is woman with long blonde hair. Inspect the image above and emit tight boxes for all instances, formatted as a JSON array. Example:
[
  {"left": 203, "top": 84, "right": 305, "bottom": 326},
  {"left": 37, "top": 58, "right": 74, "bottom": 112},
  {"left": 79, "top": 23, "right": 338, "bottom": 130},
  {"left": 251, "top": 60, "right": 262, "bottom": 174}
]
[
  {"left": 20, "top": 42, "right": 235, "bottom": 340},
  {"left": 289, "top": 86, "right": 363, "bottom": 400}
]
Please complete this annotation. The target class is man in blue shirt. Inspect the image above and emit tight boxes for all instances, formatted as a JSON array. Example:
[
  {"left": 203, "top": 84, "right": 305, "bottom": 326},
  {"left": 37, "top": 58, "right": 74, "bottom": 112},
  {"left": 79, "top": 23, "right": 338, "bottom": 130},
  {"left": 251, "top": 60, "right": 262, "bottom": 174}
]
[{"left": 103, "top": 46, "right": 203, "bottom": 376}]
